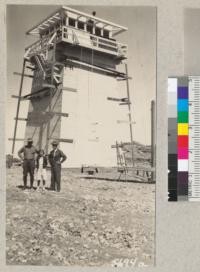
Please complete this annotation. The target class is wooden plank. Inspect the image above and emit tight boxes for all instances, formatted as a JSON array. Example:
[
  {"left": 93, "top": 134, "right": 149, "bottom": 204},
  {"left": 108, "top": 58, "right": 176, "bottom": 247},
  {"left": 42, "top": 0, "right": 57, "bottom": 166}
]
[
  {"left": 65, "top": 58, "right": 126, "bottom": 78},
  {"left": 82, "top": 175, "right": 150, "bottom": 183},
  {"left": 126, "top": 166, "right": 155, "bottom": 172},
  {"left": 38, "top": 26, "right": 46, "bottom": 30},
  {"left": 112, "top": 142, "right": 138, "bottom": 148},
  {"left": 50, "top": 138, "right": 74, "bottom": 143},
  {"left": 53, "top": 15, "right": 60, "bottom": 20},
  {"left": 13, "top": 72, "right": 33, "bottom": 78},
  {"left": 52, "top": 112, "right": 69, "bottom": 117},
  {"left": 59, "top": 138, "right": 74, "bottom": 143},
  {"left": 14, "top": 117, "right": 28, "bottom": 121},
  {"left": 107, "top": 97, "right": 122, "bottom": 102},
  {"left": 12, "top": 95, "right": 22, "bottom": 99},
  {"left": 9, "top": 138, "right": 25, "bottom": 141},
  {"left": 23, "top": 89, "right": 48, "bottom": 99},
  {"left": 61, "top": 86, "right": 77, "bottom": 92},
  {"left": 117, "top": 76, "right": 132, "bottom": 81},
  {"left": 81, "top": 165, "right": 98, "bottom": 169},
  {"left": 23, "top": 84, "right": 55, "bottom": 99},
  {"left": 43, "top": 22, "right": 50, "bottom": 27},
  {"left": 42, "top": 83, "right": 55, "bottom": 89},
  {"left": 107, "top": 97, "right": 128, "bottom": 102},
  {"left": 26, "top": 8, "right": 62, "bottom": 35},
  {"left": 26, "top": 65, "right": 35, "bottom": 71},
  {"left": 111, "top": 144, "right": 124, "bottom": 148},
  {"left": 119, "top": 102, "right": 131, "bottom": 105},
  {"left": 48, "top": 18, "right": 56, "bottom": 23},
  {"left": 121, "top": 98, "right": 129, "bottom": 102},
  {"left": 112, "top": 29, "right": 126, "bottom": 37},
  {"left": 117, "top": 120, "right": 136, "bottom": 124}
]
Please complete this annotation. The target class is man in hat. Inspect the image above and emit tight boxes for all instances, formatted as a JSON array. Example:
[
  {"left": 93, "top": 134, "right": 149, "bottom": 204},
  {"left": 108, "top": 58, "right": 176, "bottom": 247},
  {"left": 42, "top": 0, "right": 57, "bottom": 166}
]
[
  {"left": 48, "top": 140, "right": 67, "bottom": 192},
  {"left": 18, "top": 138, "right": 38, "bottom": 190}
]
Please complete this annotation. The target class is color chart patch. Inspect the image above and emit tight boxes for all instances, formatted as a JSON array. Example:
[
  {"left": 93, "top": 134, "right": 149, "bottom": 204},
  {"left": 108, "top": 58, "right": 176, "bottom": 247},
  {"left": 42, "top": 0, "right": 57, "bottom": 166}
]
[
  {"left": 168, "top": 76, "right": 200, "bottom": 201},
  {"left": 177, "top": 79, "right": 189, "bottom": 201}
]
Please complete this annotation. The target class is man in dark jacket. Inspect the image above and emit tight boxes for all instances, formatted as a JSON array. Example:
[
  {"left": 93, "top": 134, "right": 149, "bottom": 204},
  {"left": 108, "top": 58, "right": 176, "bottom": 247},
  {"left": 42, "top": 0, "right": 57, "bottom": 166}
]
[
  {"left": 48, "top": 141, "right": 67, "bottom": 192},
  {"left": 18, "top": 138, "right": 38, "bottom": 189}
]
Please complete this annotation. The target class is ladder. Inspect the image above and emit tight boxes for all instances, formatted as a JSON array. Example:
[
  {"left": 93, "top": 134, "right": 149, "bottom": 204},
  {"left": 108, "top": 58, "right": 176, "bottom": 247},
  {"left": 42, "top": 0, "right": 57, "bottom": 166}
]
[
  {"left": 11, "top": 34, "right": 64, "bottom": 156},
  {"left": 116, "top": 141, "right": 128, "bottom": 181},
  {"left": 108, "top": 63, "right": 135, "bottom": 168},
  {"left": 11, "top": 59, "right": 27, "bottom": 155},
  {"left": 124, "top": 63, "right": 134, "bottom": 167}
]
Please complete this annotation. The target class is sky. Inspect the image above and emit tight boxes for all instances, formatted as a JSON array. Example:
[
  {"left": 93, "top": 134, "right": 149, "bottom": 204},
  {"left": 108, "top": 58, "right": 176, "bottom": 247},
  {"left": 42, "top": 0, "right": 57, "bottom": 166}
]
[{"left": 6, "top": 5, "right": 156, "bottom": 155}]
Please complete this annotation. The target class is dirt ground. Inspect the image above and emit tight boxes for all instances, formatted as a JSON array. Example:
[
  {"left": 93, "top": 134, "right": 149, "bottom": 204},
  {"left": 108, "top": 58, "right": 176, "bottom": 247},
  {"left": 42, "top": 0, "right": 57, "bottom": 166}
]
[{"left": 6, "top": 166, "right": 155, "bottom": 267}]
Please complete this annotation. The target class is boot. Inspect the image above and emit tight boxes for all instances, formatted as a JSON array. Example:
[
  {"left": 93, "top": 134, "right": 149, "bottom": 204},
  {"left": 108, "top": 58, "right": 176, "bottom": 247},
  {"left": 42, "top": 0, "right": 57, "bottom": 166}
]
[{"left": 23, "top": 175, "right": 27, "bottom": 190}]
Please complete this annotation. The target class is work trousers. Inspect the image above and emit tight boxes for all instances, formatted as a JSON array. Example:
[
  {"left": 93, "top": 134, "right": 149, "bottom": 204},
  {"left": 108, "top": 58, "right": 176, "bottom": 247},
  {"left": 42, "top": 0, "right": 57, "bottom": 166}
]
[
  {"left": 23, "top": 159, "right": 35, "bottom": 188},
  {"left": 51, "top": 163, "right": 61, "bottom": 192}
]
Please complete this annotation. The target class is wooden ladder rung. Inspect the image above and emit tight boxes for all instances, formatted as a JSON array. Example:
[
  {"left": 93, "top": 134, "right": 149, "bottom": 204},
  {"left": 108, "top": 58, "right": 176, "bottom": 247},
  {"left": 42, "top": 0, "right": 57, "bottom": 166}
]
[
  {"left": 8, "top": 138, "right": 25, "bottom": 141},
  {"left": 117, "top": 76, "right": 132, "bottom": 81},
  {"left": 14, "top": 117, "right": 28, "bottom": 121},
  {"left": 12, "top": 95, "right": 22, "bottom": 99},
  {"left": 13, "top": 72, "right": 33, "bottom": 78},
  {"left": 119, "top": 102, "right": 131, "bottom": 105},
  {"left": 26, "top": 65, "right": 35, "bottom": 71}
]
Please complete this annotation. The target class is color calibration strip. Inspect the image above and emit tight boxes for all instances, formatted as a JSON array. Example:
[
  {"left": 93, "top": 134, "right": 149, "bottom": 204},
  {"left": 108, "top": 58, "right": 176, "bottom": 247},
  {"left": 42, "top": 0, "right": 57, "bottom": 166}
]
[
  {"left": 188, "top": 76, "right": 200, "bottom": 201},
  {"left": 168, "top": 76, "right": 200, "bottom": 201},
  {"left": 177, "top": 77, "right": 188, "bottom": 201},
  {"left": 168, "top": 78, "right": 178, "bottom": 201}
]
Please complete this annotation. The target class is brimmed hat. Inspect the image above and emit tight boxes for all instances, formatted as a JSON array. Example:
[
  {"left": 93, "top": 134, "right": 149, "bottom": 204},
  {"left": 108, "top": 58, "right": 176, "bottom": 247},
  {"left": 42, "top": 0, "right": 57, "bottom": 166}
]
[
  {"left": 27, "top": 138, "right": 33, "bottom": 143},
  {"left": 51, "top": 140, "right": 59, "bottom": 146}
]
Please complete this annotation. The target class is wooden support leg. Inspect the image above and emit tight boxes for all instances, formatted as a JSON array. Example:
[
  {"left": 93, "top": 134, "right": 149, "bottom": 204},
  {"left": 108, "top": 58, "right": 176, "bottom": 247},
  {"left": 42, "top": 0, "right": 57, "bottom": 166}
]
[{"left": 12, "top": 59, "right": 26, "bottom": 155}]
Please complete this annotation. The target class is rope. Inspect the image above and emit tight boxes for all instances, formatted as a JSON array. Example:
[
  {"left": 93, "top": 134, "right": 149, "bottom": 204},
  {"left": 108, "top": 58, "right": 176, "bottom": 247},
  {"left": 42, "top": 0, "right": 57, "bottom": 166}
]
[
  {"left": 87, "top": 41, "right": 99, "bottom": 143},
  {"left": 86, "top": 44, "right": 91, "bottom": 135}
]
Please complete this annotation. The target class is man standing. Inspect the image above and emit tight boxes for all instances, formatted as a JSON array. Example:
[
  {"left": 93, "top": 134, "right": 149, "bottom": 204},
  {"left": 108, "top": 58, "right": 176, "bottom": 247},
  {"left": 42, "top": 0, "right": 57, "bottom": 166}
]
[
  {"left": 48, "top": 141, "right": 67, "bottom": 192},
  {"left": 18, "top": 138, "right": 38, "bottom": 190}
]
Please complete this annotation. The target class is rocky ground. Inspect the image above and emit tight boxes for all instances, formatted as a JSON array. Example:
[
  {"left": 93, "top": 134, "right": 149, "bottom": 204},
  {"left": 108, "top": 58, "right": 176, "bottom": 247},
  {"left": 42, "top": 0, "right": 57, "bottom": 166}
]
[{"left": 6, "top": 167, "right": 155, "bottom": 267}]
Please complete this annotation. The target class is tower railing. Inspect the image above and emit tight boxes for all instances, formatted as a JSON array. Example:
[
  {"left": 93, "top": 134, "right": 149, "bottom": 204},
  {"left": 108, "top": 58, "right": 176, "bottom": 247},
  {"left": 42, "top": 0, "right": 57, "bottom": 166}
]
[{"left": 25, "top": 26, "right": 128, "bottom": 60}]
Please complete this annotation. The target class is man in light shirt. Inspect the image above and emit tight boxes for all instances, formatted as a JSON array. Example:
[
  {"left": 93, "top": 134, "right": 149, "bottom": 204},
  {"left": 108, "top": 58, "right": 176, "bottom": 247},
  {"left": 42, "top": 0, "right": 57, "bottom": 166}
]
[{"left": 36, "top": 149, "right": 48, "bottom": 191}]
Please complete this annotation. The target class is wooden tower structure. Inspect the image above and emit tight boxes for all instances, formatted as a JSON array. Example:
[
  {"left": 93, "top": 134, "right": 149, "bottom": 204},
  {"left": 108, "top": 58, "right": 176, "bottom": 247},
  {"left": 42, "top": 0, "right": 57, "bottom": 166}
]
[{"left": 10, "top": 6, "right": 134, "bottom": 168}]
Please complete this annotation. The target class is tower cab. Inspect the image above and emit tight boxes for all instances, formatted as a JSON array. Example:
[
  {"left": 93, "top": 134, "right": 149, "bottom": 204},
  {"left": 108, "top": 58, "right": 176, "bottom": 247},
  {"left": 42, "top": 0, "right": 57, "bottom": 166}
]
[{"left": 25, "top": 6, "right": 128, "bottom": 62}]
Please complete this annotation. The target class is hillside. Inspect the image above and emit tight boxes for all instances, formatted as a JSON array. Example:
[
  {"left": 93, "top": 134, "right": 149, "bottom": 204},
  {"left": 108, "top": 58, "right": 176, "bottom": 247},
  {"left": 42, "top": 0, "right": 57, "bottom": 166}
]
[
  {"left": 6, "top": 167, "right": 155, "bottom": 266},
  {"left": 118, "top": 141, "right": 151, "bottom": 167}
]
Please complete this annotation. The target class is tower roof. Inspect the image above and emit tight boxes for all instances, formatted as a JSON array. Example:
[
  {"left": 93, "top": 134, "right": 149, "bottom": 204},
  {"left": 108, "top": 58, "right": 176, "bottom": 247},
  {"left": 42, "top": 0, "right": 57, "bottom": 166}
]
[{"left": 26, "top": 6, "right": 128, "bottom": 36}]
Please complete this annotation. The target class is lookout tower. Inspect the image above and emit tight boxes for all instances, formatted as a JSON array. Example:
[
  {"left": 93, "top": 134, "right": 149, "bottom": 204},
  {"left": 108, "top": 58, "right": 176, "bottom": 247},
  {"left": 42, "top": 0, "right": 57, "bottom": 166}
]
[{"left": 11, "top": 6, "right": 133, "bottom": 168}]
